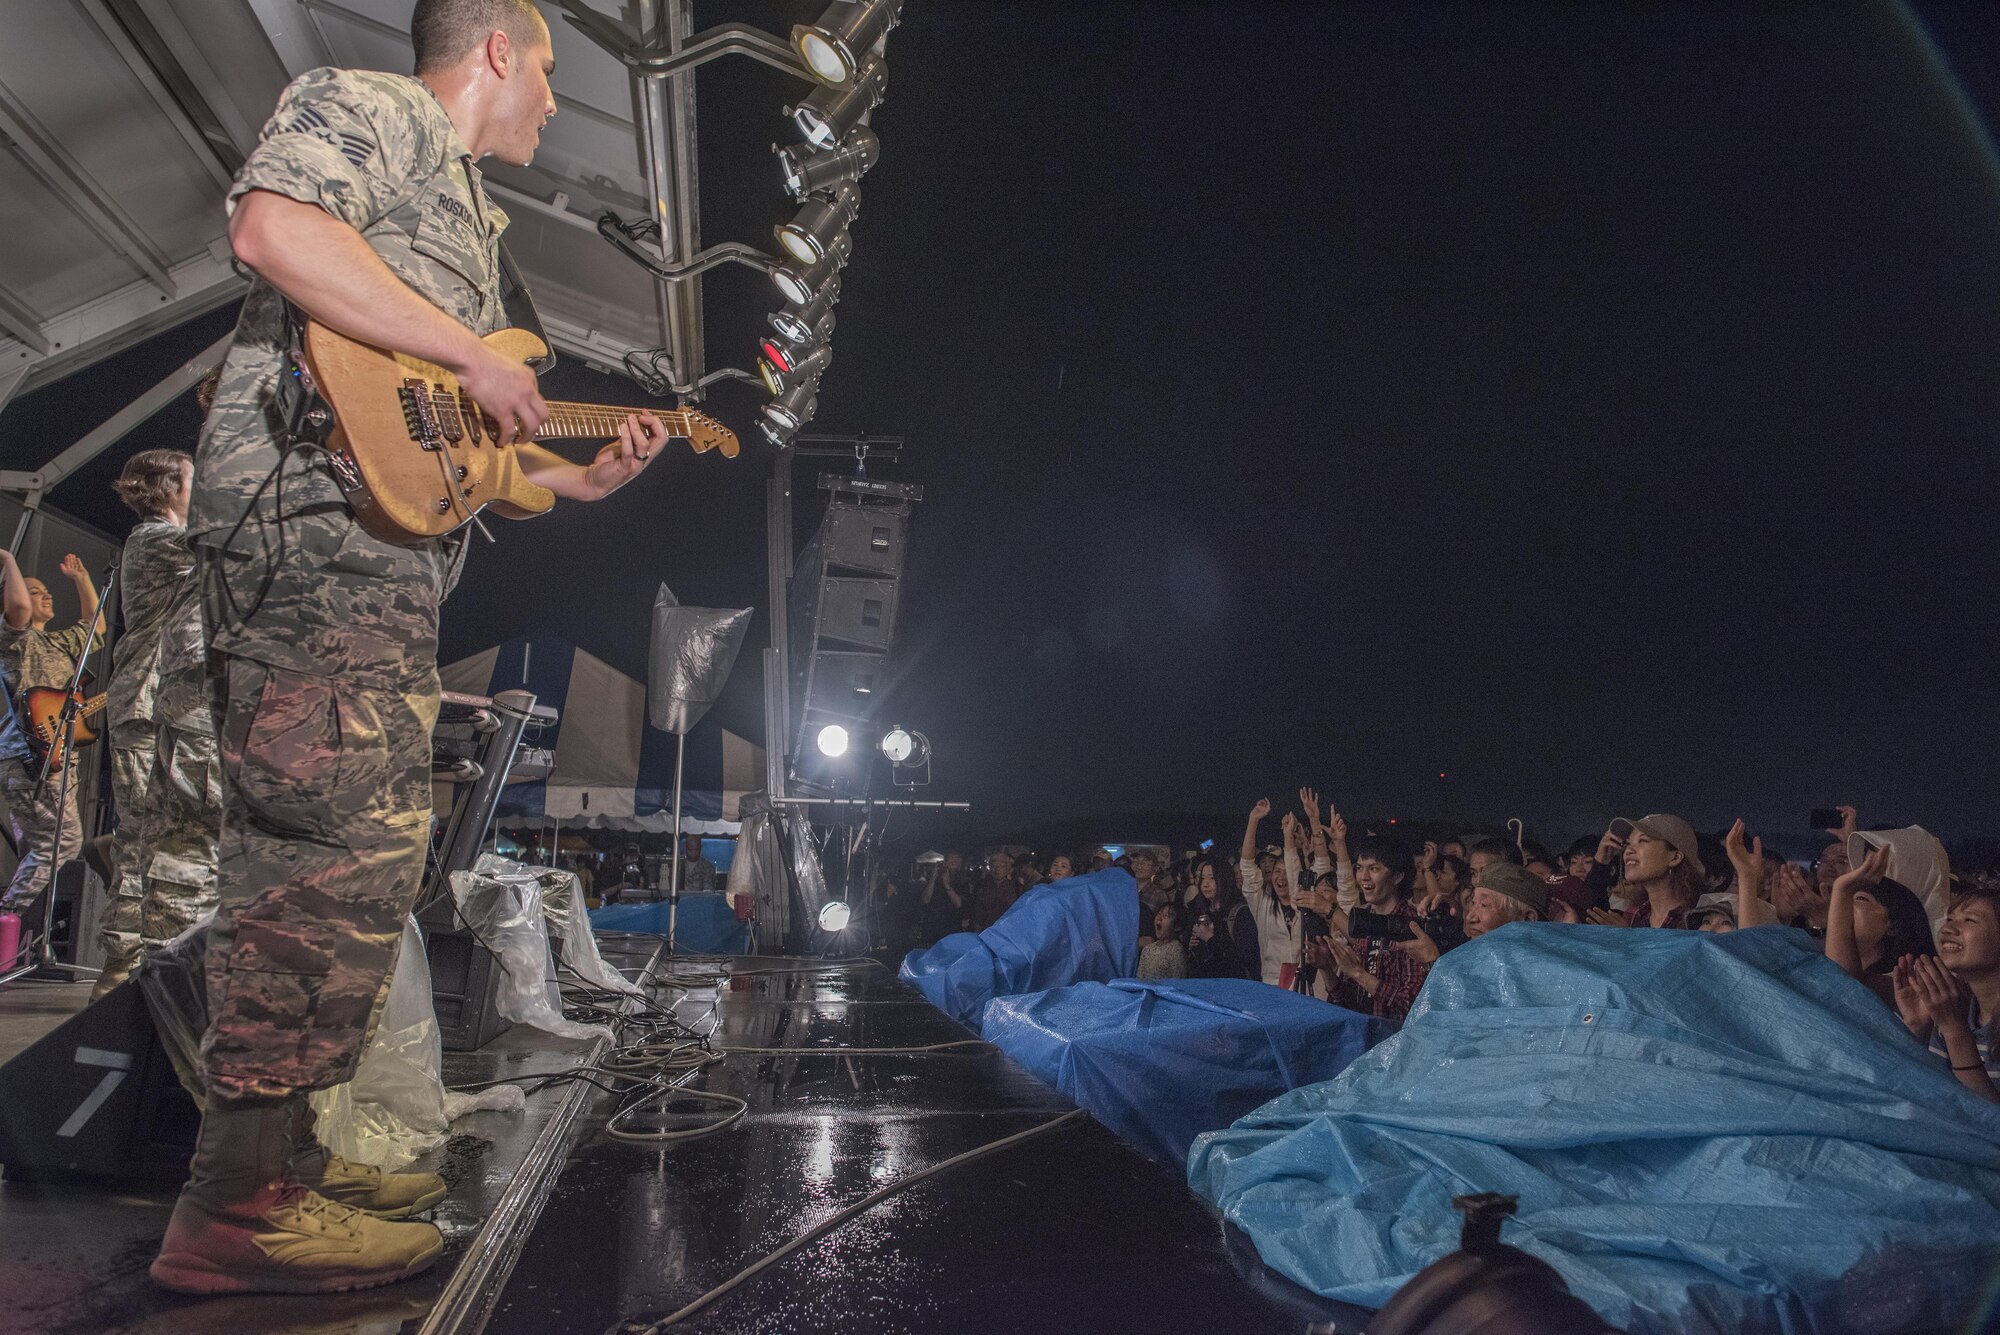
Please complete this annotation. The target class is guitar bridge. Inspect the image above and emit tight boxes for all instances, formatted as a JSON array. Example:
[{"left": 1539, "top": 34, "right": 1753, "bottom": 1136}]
[{"left": 398, "top": 379, "right": 444, "bottom": 451}]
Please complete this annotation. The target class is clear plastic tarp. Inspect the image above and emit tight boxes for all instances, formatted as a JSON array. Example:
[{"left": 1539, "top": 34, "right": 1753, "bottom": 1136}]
[
  {"left": 647, "top": 584, "right": 752, "bottom": 736},
  {"left": 136, "top": 918, "right": 524, "bottom": 1170},
  {"left": 1189, "top": 925, "right": 2000, "bottom": 1334}
]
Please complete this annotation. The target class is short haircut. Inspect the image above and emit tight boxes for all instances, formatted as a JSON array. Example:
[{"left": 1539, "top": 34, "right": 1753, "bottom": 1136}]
[
  {"left": 1351, "top": 836, "right": 1415, "bottom": 893},
  {"left": 1565, "top": 835, "right": 1599, "bottom": 860},
  {"left": 1467, "top": 837, "right": 1523, "bottom": 866},
  {"left": 113, "top": 449, "right": 191, "bottom": 519},
  {"left": 412, "top": 0, "right": 544, "bottom": 73}
]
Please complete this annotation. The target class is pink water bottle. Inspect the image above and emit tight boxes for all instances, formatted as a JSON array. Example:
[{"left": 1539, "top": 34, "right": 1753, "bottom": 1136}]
[{"left": 0, "top": 913, "right": 20, "bottom": 971}]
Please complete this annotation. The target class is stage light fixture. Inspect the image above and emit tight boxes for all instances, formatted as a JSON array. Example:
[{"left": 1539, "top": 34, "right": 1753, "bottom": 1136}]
[
  {"left": 760, "top": 418, "right": 798, "bottom": 449},
  {"left": 816, "top": 723, "right": 850, "bottom": 757},
  {"left": 817, "top": 899, "right": 853, "bottom": 933},
  {"left": 763, "top": 378, "right": 820, "bottom": 432},
  {"left": 771, "top": 231, "right": 852, "bottom": 306},
  {"left": 770, "top": 275, "right": 840, "bottom": 344},
  {"left": 779, "top": 126, "right": 880, "bottom": 200},
  {"left": 879, "top": 726, "right": 929, "bottom": 768},
  {"left": 759, "top": 341, "right": 831, "bottom": 395},
  {"left": 758, "top": 331, "right": 829, "bottom": 377},
  {"left": 776, "top": 183, "right": 859, "bottom": 265},
  {"left": 789, "top": 55, "right": 886, "bottom": 150},
  {"left": 792, "top": 0, "right": 902, "bottom": 88}
]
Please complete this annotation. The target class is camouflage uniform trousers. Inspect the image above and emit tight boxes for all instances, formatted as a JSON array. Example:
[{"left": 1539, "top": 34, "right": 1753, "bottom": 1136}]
[
  {"left": 98, "top": 726, "right": 159, "bottom": 973},
  {"left": 97, "top": 722, "right": 223, "bottom": 982},
  {"left": 197, "top": 511, "right": 446, "bottom": 1106},
  {"left": 0, "top": 752, "right": 83, "bottom": 923}
]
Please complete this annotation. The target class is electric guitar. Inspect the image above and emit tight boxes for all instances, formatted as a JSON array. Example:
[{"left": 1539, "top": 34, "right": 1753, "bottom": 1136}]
[
  {"left": 298, "top": 322, "right": 739, "bottom": 546},
  {"left": 21, "top": 685, "right": 107, "bottom": 772}
]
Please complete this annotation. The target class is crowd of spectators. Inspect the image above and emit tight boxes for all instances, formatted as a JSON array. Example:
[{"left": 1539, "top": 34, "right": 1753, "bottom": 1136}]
[{"left": 880, "top": 798, "right": 2000, "bottom": 1105}]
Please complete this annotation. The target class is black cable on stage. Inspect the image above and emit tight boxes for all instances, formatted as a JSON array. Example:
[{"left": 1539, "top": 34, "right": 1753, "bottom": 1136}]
[{"left": 613, "top": 1108, "right": 1090, "bottom": 1333}]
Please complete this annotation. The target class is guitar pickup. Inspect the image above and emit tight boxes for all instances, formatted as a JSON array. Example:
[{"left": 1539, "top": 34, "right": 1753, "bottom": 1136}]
[
  {"left": 398, "top": 379, "right": 444, "bottom": 450},
  {"left": 429, "top": 384, "right": 465, "bottom": 442}
]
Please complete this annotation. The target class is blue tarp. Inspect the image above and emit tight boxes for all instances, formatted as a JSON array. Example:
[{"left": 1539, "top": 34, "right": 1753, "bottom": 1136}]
[
  {"left": 1189, "top": 925, "right": 2000, "bottom": 1335},
  {"left": 899, "top": 868, "right": 1138, "bottom": 1030},
  {"left": 590, "top": 893, "right": 751, "bottom": 955},
  {"left": 984, "top": 978, "right": 1387, "bottom": 1166}
]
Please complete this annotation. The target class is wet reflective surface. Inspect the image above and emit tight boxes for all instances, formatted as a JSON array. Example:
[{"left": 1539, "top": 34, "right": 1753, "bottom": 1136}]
[
  {"left": 0, "top": 944, "right": 649, "bottom": 1335},
  {"left": 490, "top": 958, "right": 1370, "bottom": 1334}
]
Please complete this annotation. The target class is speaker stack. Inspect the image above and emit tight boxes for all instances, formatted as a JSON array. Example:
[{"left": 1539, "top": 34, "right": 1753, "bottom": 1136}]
[{"left": 787, "top": 476, "right": 919, "bottom": 791}]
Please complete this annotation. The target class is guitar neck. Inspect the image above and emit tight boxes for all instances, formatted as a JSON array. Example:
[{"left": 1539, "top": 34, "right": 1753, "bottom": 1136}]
[
  {"left": 82, "top": 693, "right": 108, "bottom": 720},
  {"left": 532, "top": 402, "right": 696, "bottom": 442}
]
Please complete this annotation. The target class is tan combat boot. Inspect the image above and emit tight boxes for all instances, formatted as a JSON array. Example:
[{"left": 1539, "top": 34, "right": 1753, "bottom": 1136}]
[
  {"left": 291, "top": 1100, "right": 447, "bottom": 1219},
  {"left": 150, "top": 1100, "right": 444, "bottom": 1295}
]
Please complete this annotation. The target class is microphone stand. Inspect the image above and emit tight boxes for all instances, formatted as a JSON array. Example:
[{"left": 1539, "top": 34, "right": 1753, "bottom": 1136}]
[{"left": 1, "top": 564, "right": 115, "bottom": 984}]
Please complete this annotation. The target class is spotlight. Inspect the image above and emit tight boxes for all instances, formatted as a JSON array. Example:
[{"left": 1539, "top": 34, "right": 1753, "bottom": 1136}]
[
  {"left": 763, "top": 378, "right": 819, "bottom": 430},
  {"left": 817, "top": 899, "right": 852, "bottom": 933},
  {"left": 759, "top": 331, "right": 828, "bottom": 377},
  {"left": 778, "top": 125, "right": 880, "bottom": 200},
  {"left": 768, "top": 293, "right": 836, "bottom": 348},
  {"left": 789, "top": 55, "right": 886, "bottom": 150},
  {"left": 776, "top": 183, "right": 859, "bottom": 265},
  {"left": 878, "top": 726, "right": 929, "bottom": 767},
  {"left": 758, "top": 340, "right": 831, "bottom": 394},
  {"left": 770, "top": 231, "right": 852, "bottom": 306},
  {"left": 792, "top": 0, "right": 902, "bottom": 88},
  {"left": 816, "top": 723, "right": 850, "bottom": 757}
]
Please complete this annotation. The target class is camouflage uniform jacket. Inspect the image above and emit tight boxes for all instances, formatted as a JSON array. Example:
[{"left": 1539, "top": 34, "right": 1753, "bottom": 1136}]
[
  {"left": 189, "top": 68, "right": 509, "bottom": 681},
  {"left": 108, "top": 520, "right": 205, "bottom": 732}
]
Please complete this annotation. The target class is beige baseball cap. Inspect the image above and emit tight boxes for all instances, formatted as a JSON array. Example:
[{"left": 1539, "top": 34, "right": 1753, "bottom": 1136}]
[{"left": 1609, "top": 814, "right": 1706, "bottom": 880}]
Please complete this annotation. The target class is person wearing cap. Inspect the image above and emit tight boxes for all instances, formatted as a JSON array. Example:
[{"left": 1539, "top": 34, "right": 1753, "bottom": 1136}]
[
  {"left": 1600, "top": 814, "right": 1707, "bottom": 929},
  {"left": 1463, "top": 863, "right": 1549, "bottom": 939}
]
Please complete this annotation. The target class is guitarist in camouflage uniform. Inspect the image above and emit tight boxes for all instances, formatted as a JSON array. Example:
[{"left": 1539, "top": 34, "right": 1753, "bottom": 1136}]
[
  {"left": 153, "top": 0, "right": 667, "bottom": 1297},
  {"left": 0, "top": 550, "right": 103, "bottom": 931},
  {"left": 92, "top": 432, "right": 222, "bottom": 998}
]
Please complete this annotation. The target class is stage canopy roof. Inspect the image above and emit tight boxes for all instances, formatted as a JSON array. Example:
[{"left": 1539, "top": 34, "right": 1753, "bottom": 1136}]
[{"left": 0, "top": 0, "right": 736, "bottom": 417}]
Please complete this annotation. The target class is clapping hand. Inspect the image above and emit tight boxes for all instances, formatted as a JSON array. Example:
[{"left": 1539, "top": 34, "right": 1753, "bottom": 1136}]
[
  {"left": 1585, "top": 906, "right": 1631, "bottom": 928},
  {"left": 58, "top": 553, "right": 88, "bottom": 583},
  {"left": 1769, "top": 861, "right": 1826, "bottom": 925},
  {"left": 1894, "top": 953, "right": 1970, "bottom": 1037},
  {"left": 1834, "top": 843, "right": 1890, "bottom": 897}
]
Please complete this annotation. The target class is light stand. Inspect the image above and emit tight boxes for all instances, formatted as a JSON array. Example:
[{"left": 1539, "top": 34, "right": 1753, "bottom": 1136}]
[{"left": 1, "top": 563, "right": 115, "bottom": 985}]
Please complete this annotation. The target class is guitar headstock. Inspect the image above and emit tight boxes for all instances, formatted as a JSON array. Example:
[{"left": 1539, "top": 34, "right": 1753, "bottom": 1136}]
[{"left": 677, "top": 408, "right": 740, "bottom": 459}]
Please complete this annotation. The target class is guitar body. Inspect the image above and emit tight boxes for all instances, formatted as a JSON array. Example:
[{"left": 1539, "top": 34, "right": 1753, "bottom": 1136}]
[
  {"left": 302, "top": 324, "right": 558, "bottom": 546},
  {"left": 21, "top": 686, "right": 104, "bottom": 771}
]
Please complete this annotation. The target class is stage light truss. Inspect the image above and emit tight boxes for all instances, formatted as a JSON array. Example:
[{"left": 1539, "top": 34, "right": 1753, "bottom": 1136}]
[{"left": 566, "top": 0, "right": 901, "bottom": 434}]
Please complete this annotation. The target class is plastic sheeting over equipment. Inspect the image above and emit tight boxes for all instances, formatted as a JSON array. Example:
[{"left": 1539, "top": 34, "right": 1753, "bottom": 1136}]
[
  {"left": 1188, "top": 925, "right": 2000, "bottom": 1335},
  {"left": 900, "top": 868, "right": 1138, "bottom": 1030},
  {"left": 983, "top": 979, "right": 1386, "bottom": 1166},
  {"left": 137, "top": 920, "right": 524, "bottom": 1171},
  {"left": 646, "top": 584, "right": 751, "bottom": 736}
]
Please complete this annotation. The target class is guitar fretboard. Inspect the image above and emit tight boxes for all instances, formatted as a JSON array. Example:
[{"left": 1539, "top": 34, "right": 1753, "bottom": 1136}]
[{"left": 534, "top": 402, "right": 696, "bottom": 441}]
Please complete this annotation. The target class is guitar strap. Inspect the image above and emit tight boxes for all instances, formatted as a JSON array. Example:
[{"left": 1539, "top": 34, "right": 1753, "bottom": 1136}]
[{"left": 497, "top": 241, "right": 557, "bottom": 378}]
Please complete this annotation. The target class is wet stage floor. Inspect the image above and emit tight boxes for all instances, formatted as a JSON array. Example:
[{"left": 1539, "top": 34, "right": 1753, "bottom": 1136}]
[
  {"left": 0, "top": 947, "right": 1370, "bottom": 1333},
  {"left": 487, "top": 953, "right": 1368, "bottom": 1334}
]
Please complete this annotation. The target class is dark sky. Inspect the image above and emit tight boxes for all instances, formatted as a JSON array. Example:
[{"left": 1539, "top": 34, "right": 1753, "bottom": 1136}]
[{"left": 9, "top": 1, "right": 2000, "bottom": 846}]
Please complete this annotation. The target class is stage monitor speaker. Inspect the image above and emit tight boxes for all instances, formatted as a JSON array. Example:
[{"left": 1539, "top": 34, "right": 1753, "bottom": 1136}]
[
  {"left": 0, "top": 980, "right": 198, "bottom": 1184},
  {"left": 416, "top": 899, "right": 514, "bottom": 1052}
]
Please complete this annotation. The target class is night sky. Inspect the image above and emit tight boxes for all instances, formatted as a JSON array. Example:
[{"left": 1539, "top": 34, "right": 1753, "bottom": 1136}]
[{"left": 7, "top": 1, "right": 2000, "bottom": 847}]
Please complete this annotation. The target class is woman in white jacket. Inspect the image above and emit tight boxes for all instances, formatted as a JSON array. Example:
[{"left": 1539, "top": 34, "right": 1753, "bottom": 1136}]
[{"left": 1237, "top": 798, "right": 1320, "bottom": 989}]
